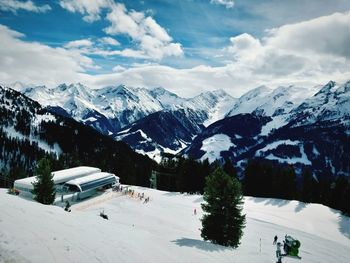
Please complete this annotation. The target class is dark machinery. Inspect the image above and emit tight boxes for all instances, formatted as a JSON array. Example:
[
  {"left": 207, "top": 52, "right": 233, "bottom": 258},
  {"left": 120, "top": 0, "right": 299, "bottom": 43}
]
[{"left": 283, "top": 235, "right": 301, "bottom": 258}]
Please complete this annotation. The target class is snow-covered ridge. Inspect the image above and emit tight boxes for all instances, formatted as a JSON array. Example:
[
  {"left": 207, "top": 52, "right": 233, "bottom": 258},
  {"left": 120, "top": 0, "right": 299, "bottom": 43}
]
[
  {"left": 226, "top": 84, "right": 319, "bottom": 117},
  {"left": 290, "top": 80, "right": 350, "bottom": 126},
  {"left": 11, "top": 83, "right": 236, "bottom": 134}
]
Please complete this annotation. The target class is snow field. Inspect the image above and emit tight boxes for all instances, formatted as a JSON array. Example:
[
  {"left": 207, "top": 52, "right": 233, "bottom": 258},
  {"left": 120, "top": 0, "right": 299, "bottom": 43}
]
[{"left": 0, "top": 187, "right": 350, "bottom": 263}]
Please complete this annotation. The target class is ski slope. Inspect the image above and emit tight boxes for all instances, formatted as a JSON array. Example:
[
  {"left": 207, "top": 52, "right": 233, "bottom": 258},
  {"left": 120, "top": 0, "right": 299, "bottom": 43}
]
[{"left": 0, "top": 187, "right": 349, "bottom": 263}]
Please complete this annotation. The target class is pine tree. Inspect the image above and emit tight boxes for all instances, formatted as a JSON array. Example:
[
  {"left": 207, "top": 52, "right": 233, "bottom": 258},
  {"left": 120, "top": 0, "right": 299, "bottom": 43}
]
[
  {"left": 201, "top": 167, "right": 246, "bottom": 248},
  {"left": 32, "top": 158, "right": 56, "bottom": 205},
  {"left": 223, "top": 159, "right": 237, "bottom": 179},
  {"left": 301, "top": 169, "right": 315, "bottom": 203}
]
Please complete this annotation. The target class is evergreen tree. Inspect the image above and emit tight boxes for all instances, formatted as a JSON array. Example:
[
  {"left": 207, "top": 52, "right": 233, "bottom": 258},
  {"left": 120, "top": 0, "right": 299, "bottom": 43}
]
[
  {"left": 277, "top": 165, "right": 296, "bottom": 200},
  {"left": 223, "top": 159, "right": 237, "bottom": 179},
  {"left": 201, "top": 167, "right": 246, "bottom": 248},
  {"left": 32, "top": 158, "right": 56, "bottom": 205},
  {"left": 301, "top": 169, "right": 314, "bottom": 203}
]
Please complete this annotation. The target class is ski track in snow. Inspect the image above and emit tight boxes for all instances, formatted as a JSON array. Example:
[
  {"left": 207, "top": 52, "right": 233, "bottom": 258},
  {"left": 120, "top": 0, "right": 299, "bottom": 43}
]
[{"left": 0, "top": 187, "right": 350, "bottom": 263}]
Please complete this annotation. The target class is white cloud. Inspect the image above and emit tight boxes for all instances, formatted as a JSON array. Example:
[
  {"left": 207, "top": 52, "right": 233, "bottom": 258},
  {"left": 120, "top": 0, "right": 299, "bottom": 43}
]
[
  {"left": 63, "top": 37, "right": 148, "bottom": 59},
  {"left": 100, "top": 37, "right": 120, "bottom": 46},
  {"left": 105, "top": 4, "right": 183, "bottom": 60},
  {"left": 82, "top": 11, "right": 350, "bottom": 96},
  {"left": 224, "top": 11, "right": 350, "bottom": 82},
  {"left": 0, "top": 24, "right": 96, "bottom": 87},
  {"left": 64, "top": 39, "right": 93, "bottom": 49},
  {"left": 112, "top": 65, "right": 126, "bottom": 72},
  {"left": 210, "top": 0, "right": 235, "bottom": 9},
  {"left": 0, "top": 0, "right": 51, "bottom": 13},
  {"left": 226, "top": 33, "right": 262, "bottom": 61},
  {"left": 59, "top": 0, "right": 183, "bottom": 60},
  {"left": 265, "top": 11, "right": 350, "bottom": 59},
  {"left": 59, "top": 0, "right": 111, "bottom": 22},
  {"left": 1, "top": 11, "right": 350, "bottom": 98}
]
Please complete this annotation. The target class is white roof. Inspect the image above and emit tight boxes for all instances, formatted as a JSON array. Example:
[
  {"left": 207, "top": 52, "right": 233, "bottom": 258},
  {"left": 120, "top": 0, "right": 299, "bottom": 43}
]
[
  {"left": 14, "top": 166, "right": 101, "bottom": 190},
  {"left": 65, "top": 172, "right": 118, "bottom": 186},
  {"left": 14, "top": 178, "right": 37, "bottom": 190},
  {"left": 51, "top": 166, "right": 101, "bottom": 184}
]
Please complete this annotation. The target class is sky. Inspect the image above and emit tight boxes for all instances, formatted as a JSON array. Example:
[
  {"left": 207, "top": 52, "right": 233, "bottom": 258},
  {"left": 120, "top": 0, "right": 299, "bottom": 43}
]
[{"left": 0, "top": 0, "right": 350, "bottom": 97}]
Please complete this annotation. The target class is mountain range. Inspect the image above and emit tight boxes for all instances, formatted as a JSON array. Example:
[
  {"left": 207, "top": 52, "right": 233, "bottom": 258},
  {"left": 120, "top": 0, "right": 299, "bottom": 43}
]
[{"left": 6, "top": 80, "right": 350, "bottom": 176}]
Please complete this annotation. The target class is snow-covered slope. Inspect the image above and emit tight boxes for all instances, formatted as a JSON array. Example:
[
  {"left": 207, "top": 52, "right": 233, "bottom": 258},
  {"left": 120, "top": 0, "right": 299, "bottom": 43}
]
[{"left": 1, "top": 187, "right": 349, "bottom": 263}]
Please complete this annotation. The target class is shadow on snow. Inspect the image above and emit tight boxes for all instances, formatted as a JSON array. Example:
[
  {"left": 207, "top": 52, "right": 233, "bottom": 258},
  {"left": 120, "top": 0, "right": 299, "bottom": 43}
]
[
  {"left": 338, "top": 214, "right": 350, "bottom": 240},
  {"left": 171, "top": 238, "right": 231, "bottom": 252}
]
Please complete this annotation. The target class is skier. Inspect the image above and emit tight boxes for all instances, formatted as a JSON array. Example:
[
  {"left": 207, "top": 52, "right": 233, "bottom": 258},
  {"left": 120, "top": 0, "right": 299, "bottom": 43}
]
[
  {"left": 194, "top": 208, "right": 197, "bottom": 215},
  {"left": 273, "top": 235, "right": 278, "bottom": 245},
  {"left": 276, "top": 242, "right": 282, "bottom": 263}
]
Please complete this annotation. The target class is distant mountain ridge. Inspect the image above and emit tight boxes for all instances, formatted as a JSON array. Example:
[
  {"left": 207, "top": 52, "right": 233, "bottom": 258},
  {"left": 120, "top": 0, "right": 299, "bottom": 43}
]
[
  {"left": 7, "top": 80, "right": 350, "bottom": 176},
  {"left": 11, "top": 83, "right": 236, "bottom": 136}
]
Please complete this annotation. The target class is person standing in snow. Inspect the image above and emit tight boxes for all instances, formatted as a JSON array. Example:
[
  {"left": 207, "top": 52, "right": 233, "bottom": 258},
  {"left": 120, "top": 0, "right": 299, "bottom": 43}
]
[
  {"left": 273, "top": 235, "right": 278, "bottom": 245},
  {"left": 276, "top": 242, "right": 282, "bottom": 263},
  {"left": 194, "top": 208, "right": 197, "bottom": 215}
]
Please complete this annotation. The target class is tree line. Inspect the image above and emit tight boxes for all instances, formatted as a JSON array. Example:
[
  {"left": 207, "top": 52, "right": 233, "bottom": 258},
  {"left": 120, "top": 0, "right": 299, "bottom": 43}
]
[{"left": 153, "top": 156, "right": 350, "bottom": 215}]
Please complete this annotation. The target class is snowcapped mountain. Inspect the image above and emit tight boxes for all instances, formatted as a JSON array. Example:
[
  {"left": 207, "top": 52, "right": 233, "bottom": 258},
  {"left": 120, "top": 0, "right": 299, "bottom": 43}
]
[
  {"left": 9, "top": 79, "right": 350, "bottom": 172},
  {"left": 14, "top": 83, "right": 235, "bottom": 137},
  {"left": 183, "top": 80, "right": 350, "bottom": 176},
  {"left": 226, "top": 84, "right": 318, "bottom": 117},
  {"left": 289, "top": 80, "right": 350, "bottom": 127},
  {"left": 187, "top": 89, "right": 237, "bottom": 126},
  {"left": 113, "top": 89, "right": 236, "bottom": 158},
  {"left": 16, "top": 83, "right": 164, "bottom": 134}
]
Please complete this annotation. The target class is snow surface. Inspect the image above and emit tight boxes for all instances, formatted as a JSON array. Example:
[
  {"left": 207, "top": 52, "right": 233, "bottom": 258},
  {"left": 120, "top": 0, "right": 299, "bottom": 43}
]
[
  {"left": 260, "top": 115, "right": 289, "bottom": 136},
  {"left": 257, "top": 140, "right": 300, "bottom": 154},
  {"left": 264, "top": 145, "right": 312, "bottom": 165},
  {"left": 136, "top": 140, "right": 188, "bottom": 163},
  {"left": 0, "top": 187, "right": 350, "bottom": 263},
  {"left": 200, "top": 134, "right": 234, "bottom": 163}
]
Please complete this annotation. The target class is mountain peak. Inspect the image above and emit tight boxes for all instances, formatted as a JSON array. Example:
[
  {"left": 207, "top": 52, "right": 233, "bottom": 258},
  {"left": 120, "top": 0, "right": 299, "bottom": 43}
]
[
  {"left": 315, "top": 80, "right": 336, "bottom": 96},
  {"left": 149, "top": 86, "right": 180, "bottom": 98},
  {"left": 241, "top": 85, "right": 272, "bottom": 100},
  {"left": 211, "top": 89, "right": 232, "bottom": 98}
]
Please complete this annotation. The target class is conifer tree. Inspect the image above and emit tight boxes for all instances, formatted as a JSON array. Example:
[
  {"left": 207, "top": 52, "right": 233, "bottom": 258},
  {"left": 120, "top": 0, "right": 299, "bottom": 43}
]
[
  {"left": 32, "top": 158, "right": 56, "bottom": 205},
  {"left": 223, "top": 159, "right": 237, "bottom": 179},
  {"left": 301, "top": 169, "right": 314, "bottom": 203},
  {"left": 201, "top": 167, "right": 246, "bottom": 248}
]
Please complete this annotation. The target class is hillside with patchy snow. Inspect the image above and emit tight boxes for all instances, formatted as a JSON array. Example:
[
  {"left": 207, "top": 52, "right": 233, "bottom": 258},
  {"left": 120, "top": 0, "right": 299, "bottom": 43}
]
[
  {"left": 1, "top": 187, "right": 350, "bottom": 263},
  {"left": 184, "top": 80, "right": 350, "bottom": 176}
]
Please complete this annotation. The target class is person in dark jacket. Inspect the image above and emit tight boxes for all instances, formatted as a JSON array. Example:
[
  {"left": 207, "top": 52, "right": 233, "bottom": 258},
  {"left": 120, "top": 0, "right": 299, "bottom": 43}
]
[{"left": 273, "top": 235, "right": 278, "bottom": 245}]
